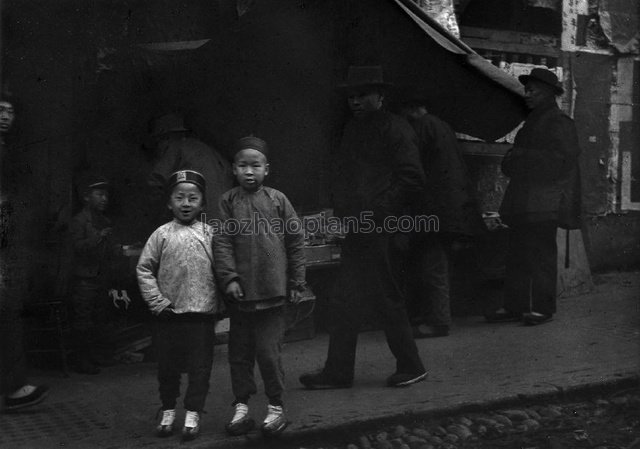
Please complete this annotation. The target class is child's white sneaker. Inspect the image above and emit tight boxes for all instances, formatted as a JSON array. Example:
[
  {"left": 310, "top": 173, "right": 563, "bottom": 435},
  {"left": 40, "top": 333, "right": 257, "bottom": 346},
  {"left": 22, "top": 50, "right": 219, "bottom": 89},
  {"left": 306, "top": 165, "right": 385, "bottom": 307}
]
[
  {"left": 156, "top": 409, "right": 175, "bottom": 437},
  {"left": 182, "top": 410, "right": 200, "bottom": 440},
  {"left": 261, "top": 404, "right": 288, "bottom": 436},
  {"left": 225, "top": 403, "right": 255, "bottom": 436}
]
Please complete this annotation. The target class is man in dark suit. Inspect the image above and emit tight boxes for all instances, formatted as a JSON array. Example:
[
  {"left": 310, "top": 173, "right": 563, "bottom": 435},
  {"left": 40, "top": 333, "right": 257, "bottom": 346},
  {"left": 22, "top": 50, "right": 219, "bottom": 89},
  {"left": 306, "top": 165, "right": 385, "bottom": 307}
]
[
  {"left": 486, "top": 68, "right": 581, "bottom": 326},
  {"left": 394, "top": 88, "right": 486, "bottom": 338}
]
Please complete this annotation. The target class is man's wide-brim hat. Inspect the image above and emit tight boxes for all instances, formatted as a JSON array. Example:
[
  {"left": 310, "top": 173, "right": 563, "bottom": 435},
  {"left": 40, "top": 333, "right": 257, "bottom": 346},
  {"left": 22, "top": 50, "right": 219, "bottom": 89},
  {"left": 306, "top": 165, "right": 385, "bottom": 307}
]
[
  {"left": 151, "top": 112, "right": 190, "bottom": 137},
  {"left": 518, "top": 68, "right": 564, "bottom": 95},
  {"left": 337, "top": 65, "right": 393, "bottom": 93}
]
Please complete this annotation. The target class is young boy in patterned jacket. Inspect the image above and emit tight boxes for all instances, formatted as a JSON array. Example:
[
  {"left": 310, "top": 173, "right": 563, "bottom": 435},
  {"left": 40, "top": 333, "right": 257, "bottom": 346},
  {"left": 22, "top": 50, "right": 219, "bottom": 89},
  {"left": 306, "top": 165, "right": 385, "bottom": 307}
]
[
  {"left": 137, "top": 170, "right": 222, "bottom": 441},
  {"left": 213, "top": 136, "right": 306, "bottom": 437}
]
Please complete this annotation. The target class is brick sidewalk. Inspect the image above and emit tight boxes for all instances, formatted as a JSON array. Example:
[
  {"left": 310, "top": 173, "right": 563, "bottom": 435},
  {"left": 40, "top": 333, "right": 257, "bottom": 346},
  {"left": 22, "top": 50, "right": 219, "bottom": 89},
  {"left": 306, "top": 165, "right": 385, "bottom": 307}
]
[{"left": 1, "top": 272, "right": 638, "bottom": 449}]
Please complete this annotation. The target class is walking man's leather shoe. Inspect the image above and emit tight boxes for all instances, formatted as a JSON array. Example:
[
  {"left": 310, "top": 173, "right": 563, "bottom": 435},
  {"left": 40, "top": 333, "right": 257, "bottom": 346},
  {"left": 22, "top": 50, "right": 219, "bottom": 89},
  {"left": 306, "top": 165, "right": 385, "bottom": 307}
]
[{"left": 523, "top": 312, "right": 553, "bottom": 325}]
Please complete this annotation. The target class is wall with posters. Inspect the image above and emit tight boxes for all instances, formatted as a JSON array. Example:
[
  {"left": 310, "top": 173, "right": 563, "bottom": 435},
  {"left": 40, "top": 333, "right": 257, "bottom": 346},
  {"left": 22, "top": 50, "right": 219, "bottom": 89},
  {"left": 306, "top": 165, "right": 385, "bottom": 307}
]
[{"left": 459, "top": 0, "right": 640, "bottom": 271}]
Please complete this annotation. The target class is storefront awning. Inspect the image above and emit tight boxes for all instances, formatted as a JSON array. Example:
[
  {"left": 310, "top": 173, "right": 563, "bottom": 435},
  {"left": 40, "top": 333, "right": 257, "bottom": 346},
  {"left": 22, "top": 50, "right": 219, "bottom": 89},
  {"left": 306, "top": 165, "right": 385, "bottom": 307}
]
[{"left": 392, "top": 0, "right": 525, "bottom": 97}]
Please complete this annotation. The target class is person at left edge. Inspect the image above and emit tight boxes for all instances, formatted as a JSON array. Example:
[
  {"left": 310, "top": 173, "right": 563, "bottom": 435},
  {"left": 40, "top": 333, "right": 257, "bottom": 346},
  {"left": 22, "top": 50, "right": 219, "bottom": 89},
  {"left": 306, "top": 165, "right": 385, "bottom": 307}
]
[{"left": 1, "top": 92, "right": 49, "bottom": 411}]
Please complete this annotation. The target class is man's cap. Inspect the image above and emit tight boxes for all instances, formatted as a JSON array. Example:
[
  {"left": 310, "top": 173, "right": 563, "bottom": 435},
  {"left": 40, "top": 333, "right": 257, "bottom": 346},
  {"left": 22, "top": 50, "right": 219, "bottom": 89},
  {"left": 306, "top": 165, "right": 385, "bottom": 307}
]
[
  {"left": 518, "top": 68, "right": 564, "bottom": 95},
  {"left": 167, "top": 169, "right": 206, "bottom": 194},
  {"left": 337, "top": 65, "right": 393, "bottom": 93},
  {"left": 234, "top": 135, "right": 269, "bottom": 157},
  {"left": 77, "top": 173, "right": 110, "bottom": 197},
  {"left": 150, "top": 113, "right": 190, "bottom": 137}
]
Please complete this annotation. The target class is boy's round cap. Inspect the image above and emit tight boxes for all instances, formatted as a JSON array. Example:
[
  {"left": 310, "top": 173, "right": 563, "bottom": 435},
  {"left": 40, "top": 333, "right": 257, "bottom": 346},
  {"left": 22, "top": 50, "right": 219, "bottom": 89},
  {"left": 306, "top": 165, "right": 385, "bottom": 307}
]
[
  {"left": 167, "top": 169, "right": 206, "bottom": 193},
  {"left": 234, "top": 136, "right": 269, "bottom": 157}
]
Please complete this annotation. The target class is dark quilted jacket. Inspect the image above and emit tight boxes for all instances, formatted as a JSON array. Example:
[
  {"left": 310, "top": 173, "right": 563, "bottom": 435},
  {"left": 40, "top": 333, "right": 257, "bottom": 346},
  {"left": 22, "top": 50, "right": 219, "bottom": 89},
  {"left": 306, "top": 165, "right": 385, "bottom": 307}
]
[{"left": 499, "top": 100, "right": 581, "bottom": 229}]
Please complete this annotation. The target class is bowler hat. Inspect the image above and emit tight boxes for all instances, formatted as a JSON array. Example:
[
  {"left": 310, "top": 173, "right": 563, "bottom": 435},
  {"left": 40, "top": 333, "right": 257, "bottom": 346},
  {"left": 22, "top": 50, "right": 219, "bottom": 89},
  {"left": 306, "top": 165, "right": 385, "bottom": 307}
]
[
  {"left": 337, "top": 65, "right": 393, "bottom": 93},
  {"left": 151, "top": 113, "right": 190, "bottom": 137},
  {"left": 518, "top": 68, "right": 564, "bottom": 95}
]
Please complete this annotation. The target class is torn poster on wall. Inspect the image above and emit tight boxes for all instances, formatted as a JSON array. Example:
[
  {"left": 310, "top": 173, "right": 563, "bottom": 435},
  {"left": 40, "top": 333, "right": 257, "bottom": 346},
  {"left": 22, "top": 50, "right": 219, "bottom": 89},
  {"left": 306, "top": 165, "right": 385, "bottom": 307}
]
[
  {"left": 599, "top": 0, "right": 640, "bottom": 54},
  {"left": 411, "top": 0, "right": 460, "bottom": 38},
  {"left": 527, "top": 0, "right": 561, "bottom": 10},
  {"left": 562, "top": 0, "right": 638, "bottom": 54}
]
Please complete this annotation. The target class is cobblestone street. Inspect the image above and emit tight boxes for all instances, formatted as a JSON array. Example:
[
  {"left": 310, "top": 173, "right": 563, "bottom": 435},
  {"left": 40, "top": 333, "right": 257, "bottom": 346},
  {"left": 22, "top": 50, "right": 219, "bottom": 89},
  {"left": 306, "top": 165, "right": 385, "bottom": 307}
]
[{"left": 290, "top": 384, "right": 640, "bottom": 449}]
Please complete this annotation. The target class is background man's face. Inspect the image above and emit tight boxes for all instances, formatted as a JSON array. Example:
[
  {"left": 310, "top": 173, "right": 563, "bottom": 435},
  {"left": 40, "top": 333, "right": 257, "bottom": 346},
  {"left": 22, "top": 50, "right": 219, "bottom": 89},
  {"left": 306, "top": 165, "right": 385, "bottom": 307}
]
[
  {"left": 0, "top": 101, "right": 15, "bottom": 133},
  {"left": 348, "top": 89, "right": 383, "bottom": 116},
  {"left": 523, "top": 80, "right": 555, "bottom": 110},
  {"left": 84, "top": 188, "right": 109, "bottom": 212}
]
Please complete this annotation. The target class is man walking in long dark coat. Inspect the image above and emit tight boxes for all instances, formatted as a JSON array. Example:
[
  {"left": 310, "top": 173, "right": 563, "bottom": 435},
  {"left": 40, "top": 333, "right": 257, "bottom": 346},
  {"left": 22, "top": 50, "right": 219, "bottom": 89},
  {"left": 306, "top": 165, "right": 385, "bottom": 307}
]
[{"left": 300, "top": 66, "right": 428, "bottom": 389}]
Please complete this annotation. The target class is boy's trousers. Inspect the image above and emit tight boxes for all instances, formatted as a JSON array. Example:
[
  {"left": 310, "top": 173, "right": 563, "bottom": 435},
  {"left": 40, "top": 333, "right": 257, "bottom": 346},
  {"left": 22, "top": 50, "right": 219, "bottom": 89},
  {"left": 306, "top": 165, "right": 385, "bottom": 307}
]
[
  {"left": 155, "top": 313, "right": 216, "bottom": 412},
  {"left": 228, "top": 306, "right": 285, "bottom": 405}
]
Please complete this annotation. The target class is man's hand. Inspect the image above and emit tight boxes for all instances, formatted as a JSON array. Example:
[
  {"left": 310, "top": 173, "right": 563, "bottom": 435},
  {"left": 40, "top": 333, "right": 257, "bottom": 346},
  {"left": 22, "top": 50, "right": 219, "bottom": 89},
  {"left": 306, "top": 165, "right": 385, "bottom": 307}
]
[
  {"left": 100, "top": 227, "right": 113, "bottom": 239},
  {"left": 225, "top": 281, "right": 244, "bottom": 303}
]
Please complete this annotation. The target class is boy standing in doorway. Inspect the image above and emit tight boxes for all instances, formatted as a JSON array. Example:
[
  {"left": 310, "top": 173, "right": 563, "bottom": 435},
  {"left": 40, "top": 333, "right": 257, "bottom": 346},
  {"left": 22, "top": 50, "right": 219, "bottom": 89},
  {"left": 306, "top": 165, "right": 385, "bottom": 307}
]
[{"left": 69, "top": 174, "right": 122, "bottom": 374}]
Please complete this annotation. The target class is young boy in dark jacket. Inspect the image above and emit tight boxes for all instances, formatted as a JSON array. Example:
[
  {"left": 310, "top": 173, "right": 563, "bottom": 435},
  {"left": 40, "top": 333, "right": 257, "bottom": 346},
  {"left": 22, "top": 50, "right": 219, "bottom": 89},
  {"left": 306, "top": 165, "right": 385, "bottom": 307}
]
[
  {"left": 69, "top": 174, "right": 122, "bottom": 374},
  {"left": 213, "top": 136, "right": 306, "bottom": 437}
]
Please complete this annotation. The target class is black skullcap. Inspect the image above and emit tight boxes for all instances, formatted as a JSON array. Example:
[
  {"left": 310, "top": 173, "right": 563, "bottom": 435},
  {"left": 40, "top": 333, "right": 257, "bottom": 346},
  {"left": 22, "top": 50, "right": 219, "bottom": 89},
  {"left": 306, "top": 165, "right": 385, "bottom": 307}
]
[
  {"left": 234, "top": 136, "right": 269, "bottom": 157},
  {"left": 167, "top": 170, "right": 206, "bottom": 195}
]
